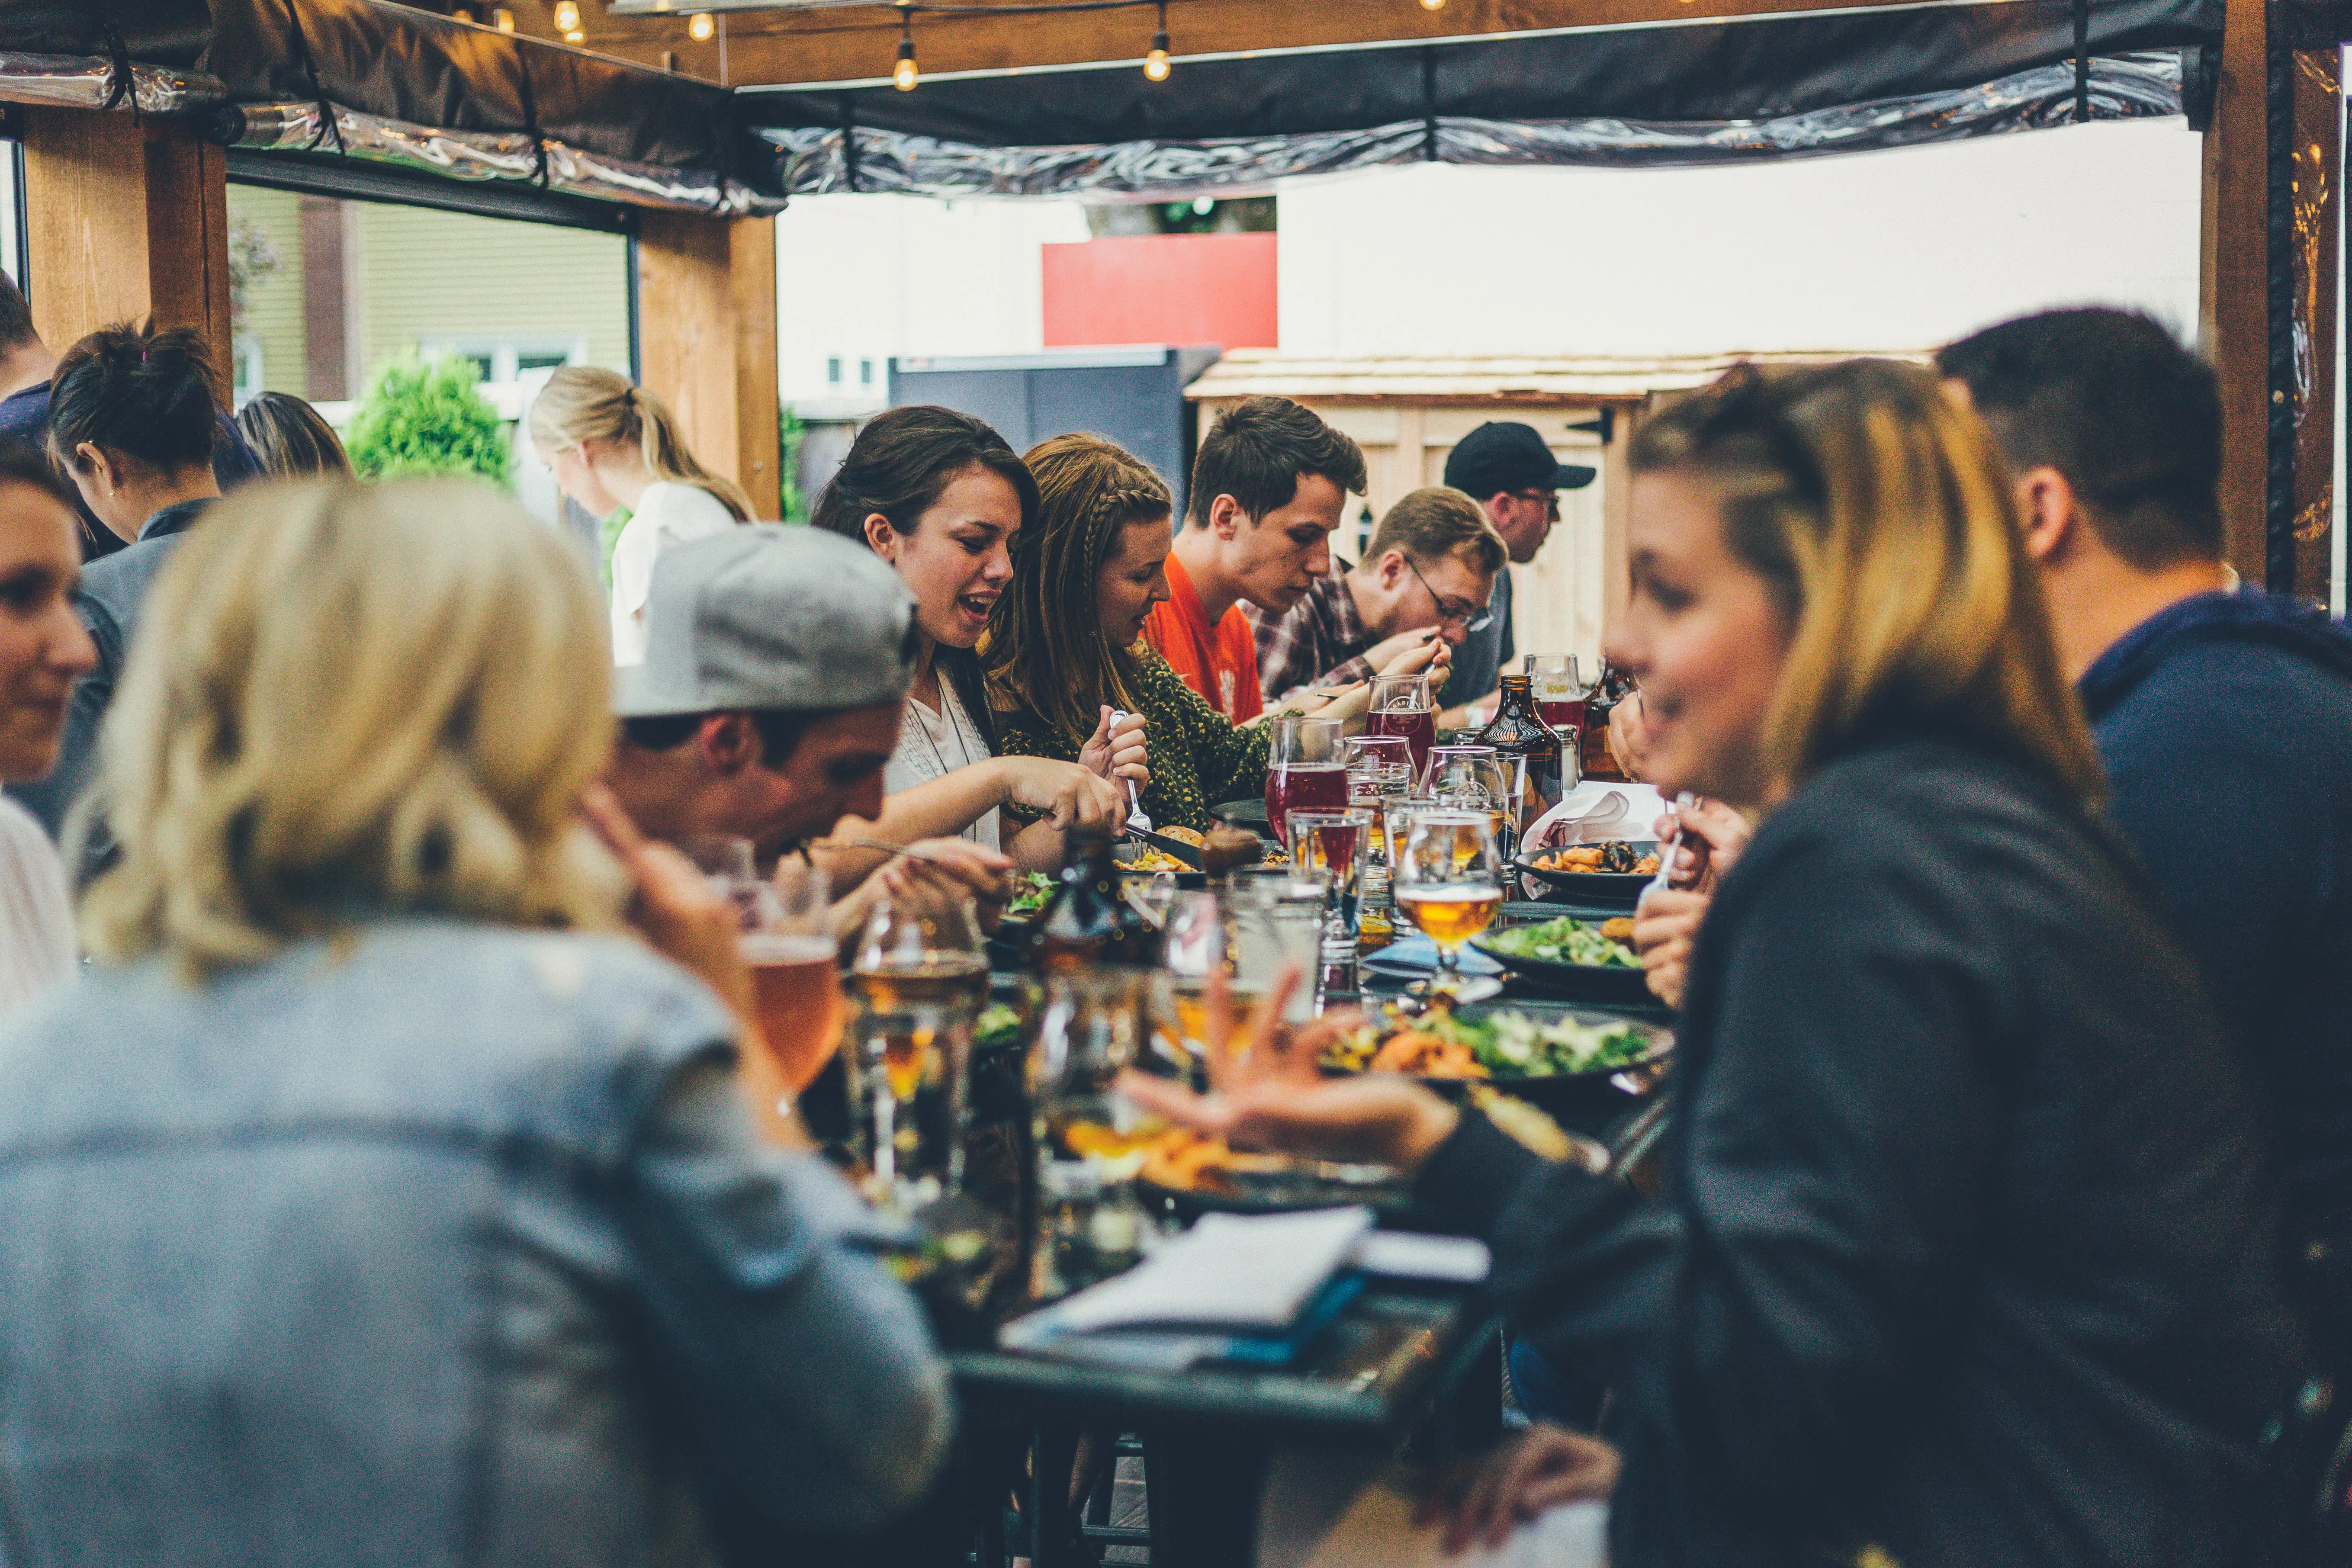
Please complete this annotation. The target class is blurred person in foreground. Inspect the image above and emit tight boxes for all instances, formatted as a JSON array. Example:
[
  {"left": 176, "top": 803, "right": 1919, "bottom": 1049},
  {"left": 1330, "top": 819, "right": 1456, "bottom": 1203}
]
[
  {"left": 1129, "top": 360, "right": 2304, "bottom": 1568},
  {"left": 1436, "top": 421, "right": 1597, "bottom": 720},
  {"left": 234, "top": 390, "right": 353, "bottom": 480},
  {"left": 0, "top": 439, "right": 95, "bottom": 1013},
  {"left": 1150, "top": 395, "right": 1377, "bottom": 723},
  {"left": 813, "top": 405, "right": 1139, "bottom": 882},
  {"left": 12, "top": 321, "right": 231, "bottom": 844},
  {"left": 0, "top": 479, "right": 950, "bottom": 1564},
  {"left": 1246, "top": 485, "right": 1501, "bottom": 705},
  {"left": 987, "top": 433, "right": 1278, "bottom": 835},
  {"left": 603, "top": 525, "right": 1010, "bottom": 933},
  {"left": 1941, "top": 306, "right": 2352, "bottom": 1357}
]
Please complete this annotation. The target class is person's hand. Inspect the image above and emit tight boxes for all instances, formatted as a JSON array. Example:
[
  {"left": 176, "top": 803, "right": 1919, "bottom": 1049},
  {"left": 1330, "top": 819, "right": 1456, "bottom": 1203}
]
[
  {"left": 1632, "top": 885, "right": 1708, "bottom": 1009},
  {"left": 1419, "top": 1424, "right": 1621, "bottom": 1555},
  {"left": 1078, "top": 707, "right": 1151, "bottom": 790},
  {"left": 582, "top": 786, "right": 807, "bottom": 1150},
  {"left": 1607, "top": 690, "right": 1653, "bottom": 781},
  {"left": 1369, "top": 627, "right": 1450, "bottom": 681},
  {"left": 878, "top": 838, "right": 1014, "bottom": 930},
  {"left": 1650, "top": 796, "right": 1751, "bottom": 894},
  {"left": 996, "top": 755, "right": 1125, "bottom": 835},
  {"left": 1115, "top": 967, "right": 1461, "bottom": 1171},
  {"left": 581, "top": 785, "right": 751, "bottom": 1018}
]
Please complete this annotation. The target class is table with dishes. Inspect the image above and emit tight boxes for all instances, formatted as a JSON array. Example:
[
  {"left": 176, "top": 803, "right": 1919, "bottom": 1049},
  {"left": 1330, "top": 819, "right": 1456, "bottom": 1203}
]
[{"left": 740, "top": 670, "right": 1670, "bottom": 1567}]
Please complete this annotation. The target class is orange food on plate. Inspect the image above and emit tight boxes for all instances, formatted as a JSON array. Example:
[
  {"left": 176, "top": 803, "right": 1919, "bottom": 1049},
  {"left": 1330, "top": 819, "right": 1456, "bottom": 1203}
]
[{"left": 1368, "top": 1030, "right": 1489, "bottom": 1079}]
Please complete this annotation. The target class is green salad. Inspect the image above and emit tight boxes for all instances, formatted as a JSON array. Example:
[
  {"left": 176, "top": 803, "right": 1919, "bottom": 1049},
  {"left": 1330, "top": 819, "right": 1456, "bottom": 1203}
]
[
  {"left": 975, "top": 1002, "right": 1025, "bottom": 1052},
  {"left": 1481, "top": 915, "right": 1639, "bottom": 969},
  {"left": 1327, "top": 1001, "right": 1657, "bottom": 1080},
  {"left": 1006, "top": 871, "right": 1056, "bottom": 918}
]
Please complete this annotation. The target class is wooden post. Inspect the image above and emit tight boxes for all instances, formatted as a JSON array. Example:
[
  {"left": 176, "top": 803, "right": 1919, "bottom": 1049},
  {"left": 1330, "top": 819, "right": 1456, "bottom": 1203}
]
[
  {"left": 2204, "top": 0, "right": 2271, "bottom": 583},
  {"left": 18, "top": 106, "right": 231, "bottom": 398},
  {"left": 635, "top": 212, "right": 782, "bottom": 519},
  {"left": 2285, "top": 45, "right": 2341, "bottom": 602}
]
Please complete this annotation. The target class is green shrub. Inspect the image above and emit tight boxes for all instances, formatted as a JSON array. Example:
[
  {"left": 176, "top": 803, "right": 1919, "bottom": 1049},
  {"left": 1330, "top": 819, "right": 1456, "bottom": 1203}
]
[{"left": 345, "top": 354, "right": 513, "bottom": 488}]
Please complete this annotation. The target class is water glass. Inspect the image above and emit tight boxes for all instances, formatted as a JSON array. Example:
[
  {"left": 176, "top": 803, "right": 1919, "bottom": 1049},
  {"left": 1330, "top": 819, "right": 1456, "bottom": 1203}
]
[
  {"left": 1224, "top": 866, "right": 1330, "bottom": 1021},
  {"left": 1288, "top": 808, "right": 1373, "bottom": 992},
  {"left": 848, "top": 890, "right": 986, "bottom": 1210},
  {"left": 1028, "top": 970, "right": 1157, "bottom": 1298}
]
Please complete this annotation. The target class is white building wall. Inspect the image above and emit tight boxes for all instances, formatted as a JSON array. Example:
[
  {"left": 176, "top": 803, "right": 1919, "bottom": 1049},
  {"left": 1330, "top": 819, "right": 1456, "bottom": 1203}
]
[
  {"left": 1275, "top": 119, "right": 2205, "bottom": 359},
  {"left": 772, "top": 192, "right": 1092, "bottom": 410}
]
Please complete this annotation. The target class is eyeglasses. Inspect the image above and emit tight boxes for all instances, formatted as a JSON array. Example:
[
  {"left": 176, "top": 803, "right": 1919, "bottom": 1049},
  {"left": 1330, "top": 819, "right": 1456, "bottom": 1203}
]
[
  {"left": 1404, "top": 555, "right": 1494, "bottom": 634},
  {"left": 1511, "top": 489, "right": 1564, "bottom": 519}
]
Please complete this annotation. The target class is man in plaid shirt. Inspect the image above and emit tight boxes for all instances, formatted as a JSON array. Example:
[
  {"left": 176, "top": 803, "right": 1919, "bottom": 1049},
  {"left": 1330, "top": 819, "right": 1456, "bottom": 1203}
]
[{"left": 1247, "top": 486, "right": 1505, "bottom": 704}]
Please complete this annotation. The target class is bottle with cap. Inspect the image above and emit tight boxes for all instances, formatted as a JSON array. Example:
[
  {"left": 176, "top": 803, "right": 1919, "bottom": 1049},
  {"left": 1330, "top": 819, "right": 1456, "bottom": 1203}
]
[
  {"left": 1025, "top": 826, "right": 1165, "bottom": 973},
  {"left": 1476, "top": 671, "right": 1564, "bottom": 826}
]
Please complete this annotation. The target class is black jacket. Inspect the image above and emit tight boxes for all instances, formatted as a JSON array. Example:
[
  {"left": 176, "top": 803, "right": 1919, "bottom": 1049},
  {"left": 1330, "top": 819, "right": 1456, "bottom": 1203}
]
[
  {"left": 1417, "top": 734, "right": 2305, "bottom": 1568},
  {"left": 2078, "top": 590, "right": 2352, "bottom": 1341}
]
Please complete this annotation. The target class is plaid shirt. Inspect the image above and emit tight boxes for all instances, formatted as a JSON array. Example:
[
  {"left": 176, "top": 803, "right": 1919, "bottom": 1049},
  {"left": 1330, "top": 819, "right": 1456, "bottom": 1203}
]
[{"left": 1244, "top": 559, "right": 1377, "bottom": 703}]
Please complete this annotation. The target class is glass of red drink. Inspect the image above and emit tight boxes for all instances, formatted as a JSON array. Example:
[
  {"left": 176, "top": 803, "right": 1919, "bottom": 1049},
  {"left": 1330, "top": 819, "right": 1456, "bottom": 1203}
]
[{"left": 1265, "top": 715, "right": 1347, "bottom": 848}]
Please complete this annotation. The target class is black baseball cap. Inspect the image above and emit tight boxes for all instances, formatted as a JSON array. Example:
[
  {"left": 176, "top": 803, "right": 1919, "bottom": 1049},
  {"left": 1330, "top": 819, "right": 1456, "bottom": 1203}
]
[{"left": 1443, "top": 422, "right": 1598, "bottom": 500}]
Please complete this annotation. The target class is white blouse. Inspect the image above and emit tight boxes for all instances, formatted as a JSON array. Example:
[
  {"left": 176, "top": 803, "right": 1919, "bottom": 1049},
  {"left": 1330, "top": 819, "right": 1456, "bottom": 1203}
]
[
  {"left": 608, "top": 482, "right": 742, "bottom": 666},
  {"left": 882, "top": 673, "right": 1001, "bottom": 851},
  {"left": 0, "top": 796, "right": 74, "bottom": 1018}
]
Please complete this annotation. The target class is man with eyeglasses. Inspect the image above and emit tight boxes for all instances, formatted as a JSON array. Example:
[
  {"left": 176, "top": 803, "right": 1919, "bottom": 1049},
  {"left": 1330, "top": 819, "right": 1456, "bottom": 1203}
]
[
  {"left": 1247, "top": 485, "right": 1504, "bottom": 705},
  {"left": 1437, "top": 421, "right": 1599, "bottom": 717}
]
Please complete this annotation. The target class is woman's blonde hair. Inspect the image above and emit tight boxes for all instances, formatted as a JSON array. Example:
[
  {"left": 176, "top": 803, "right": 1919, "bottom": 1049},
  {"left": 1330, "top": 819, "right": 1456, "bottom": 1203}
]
[
  {"left": 1629, "top": 359, "right": 2105, "bottom": 806},
  {"left": 80, "top": 478, "right": 626, "bottom": 978},
  {"left": 983, "top": 432, "right": 1170, "bottom": 743},
  {"left": 527, "top": 366, "right": 755, "bottom": 522}
]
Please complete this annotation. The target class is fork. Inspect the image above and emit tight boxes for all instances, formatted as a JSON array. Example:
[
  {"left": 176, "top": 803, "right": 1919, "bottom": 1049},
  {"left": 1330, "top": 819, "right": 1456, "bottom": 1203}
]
[{"left": 1109, "top": 708, "right": 1152, "bottom": 833}]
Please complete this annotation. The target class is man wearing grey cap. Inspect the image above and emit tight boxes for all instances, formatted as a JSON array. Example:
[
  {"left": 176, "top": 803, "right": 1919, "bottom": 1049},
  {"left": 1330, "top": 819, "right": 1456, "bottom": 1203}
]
[{"left": 604, "top": 527, "right": 1006, "bottom": 914}]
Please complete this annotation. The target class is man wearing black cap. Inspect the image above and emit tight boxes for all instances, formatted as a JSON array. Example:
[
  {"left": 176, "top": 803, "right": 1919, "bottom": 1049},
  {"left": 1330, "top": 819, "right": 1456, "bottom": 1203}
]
[{"left": 1438, "top": 421, "right": 1599, "bottom": 715}]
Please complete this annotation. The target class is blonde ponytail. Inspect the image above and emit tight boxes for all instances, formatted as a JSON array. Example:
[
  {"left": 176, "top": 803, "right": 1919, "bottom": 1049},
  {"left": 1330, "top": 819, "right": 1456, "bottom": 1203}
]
[{"left": 526, "top": 366, "right": 757, "bottom": 522}]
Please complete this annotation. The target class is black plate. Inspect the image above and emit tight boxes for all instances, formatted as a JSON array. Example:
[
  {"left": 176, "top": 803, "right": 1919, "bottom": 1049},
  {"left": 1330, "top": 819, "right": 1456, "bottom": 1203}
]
[
  {"left": 1213, "top": 798, "right": 1269, "bottom": 829},
  {"left": 1137, "top": 1158, "right": 1414, "bottom": 1221},
  {"left": 1513, "top": 841, "right": 1659, "bottom": 908},
  {"left": 1336, "top": 997, "right": 1673, "bottom": 1133},
  {"left": 1473, "top": 922, "right": 1652, "bottom": 1005}
]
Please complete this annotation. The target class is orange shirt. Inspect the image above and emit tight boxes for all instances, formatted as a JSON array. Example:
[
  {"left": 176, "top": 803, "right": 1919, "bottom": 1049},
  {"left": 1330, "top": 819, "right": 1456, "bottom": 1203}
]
[{"left": 1144, "top": 552, "right": 1264, "bottom": 724}]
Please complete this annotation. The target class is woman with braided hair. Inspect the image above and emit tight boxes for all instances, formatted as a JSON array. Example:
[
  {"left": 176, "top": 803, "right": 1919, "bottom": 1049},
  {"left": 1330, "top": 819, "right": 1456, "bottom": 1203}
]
[
  {"left": 528, "top": 366, "right": 754, "bottom": 666},
  {"left": 986, "top": 432, "right": 1272, "bottom": 836}
]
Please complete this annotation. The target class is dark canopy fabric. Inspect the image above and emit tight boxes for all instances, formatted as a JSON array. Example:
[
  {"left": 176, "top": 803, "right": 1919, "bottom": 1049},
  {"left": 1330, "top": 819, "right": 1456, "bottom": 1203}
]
[{"left": 739, "top": 0, "right": 2216, "bottom": 144}]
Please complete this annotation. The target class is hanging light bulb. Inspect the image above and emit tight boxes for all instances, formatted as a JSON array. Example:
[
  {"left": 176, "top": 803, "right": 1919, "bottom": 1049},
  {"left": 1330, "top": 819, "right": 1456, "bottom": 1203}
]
[
  {"left": 1144, "top": 0, "right": 1170, "bottom": 80},
  {"left": 687, "top": 10, "right": 713, "bottom": 40},
  {"left": 893, "top": 21, "right": 918, "bottom": 91},
  {"left": 563, "top": 28, "right": 583, "bottom": 41},
  {"left": 552, "top": 0, "right": 580, "bottom": 29},
  {"left": 493, "top": 7, "right": 514, "bottom": 29},
  {"left": 1420, "top": 0, "right": 1446, "bottom": 9}
]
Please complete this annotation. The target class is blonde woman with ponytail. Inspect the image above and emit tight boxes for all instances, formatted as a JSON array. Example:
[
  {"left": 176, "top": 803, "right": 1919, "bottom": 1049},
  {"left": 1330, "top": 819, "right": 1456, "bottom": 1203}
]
[{"left": 528, "top": 366, "right": 754, "bottom": 666}]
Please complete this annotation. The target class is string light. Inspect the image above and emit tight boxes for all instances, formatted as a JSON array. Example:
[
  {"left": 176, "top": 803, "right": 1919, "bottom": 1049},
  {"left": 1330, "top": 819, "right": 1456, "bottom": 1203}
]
[
  {"left": 688, "top": 11, "right": 713, "bottom": 40},
  {"left": 1420, "top": 0, "right": 1446, "bottom": 9},
  {"left": 563, "top": 29, "right": 584, "bottom": 41},
  {"left": 552, "top": 0, "right": 580, "bottom": 29},
  {"left": 893, "top": 9, "right": 918, "bottom": 91},
  {"left": 1144, "top": 0, "right": 1169, "bottom": 80},
  {"left": 493, "top": 7, "right": 514, "bottom": 29}
]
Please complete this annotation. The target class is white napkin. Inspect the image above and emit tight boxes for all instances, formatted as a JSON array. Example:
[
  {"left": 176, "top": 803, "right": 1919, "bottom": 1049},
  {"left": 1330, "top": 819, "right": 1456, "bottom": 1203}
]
[{"left": 1523, "top": 784, "right": 1670, "bottom": 852}]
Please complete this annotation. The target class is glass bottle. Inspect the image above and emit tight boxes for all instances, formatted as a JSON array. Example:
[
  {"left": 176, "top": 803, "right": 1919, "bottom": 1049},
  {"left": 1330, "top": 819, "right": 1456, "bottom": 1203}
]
[
  {"left": 1026, "top": 826, "right": 1166, "bottom": 973},
  {"left": 1475, "top": 672, "right": 1563, "bottom": 828},
  {"left": 1581, "top": 661, "right": 1634, "bottom": 782}
]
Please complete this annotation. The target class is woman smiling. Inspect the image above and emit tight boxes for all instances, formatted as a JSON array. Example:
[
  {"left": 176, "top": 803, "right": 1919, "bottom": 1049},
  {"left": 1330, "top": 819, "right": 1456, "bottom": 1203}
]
[
  {"left": 1125, "top": 361, "right": 2302, "bottom": 1568},
  {"left": 814, "top": 408, "right": 1139, "bottom": 878},
  {"left": 986, "top": 433, "right": 1269, "bottom": 836}
]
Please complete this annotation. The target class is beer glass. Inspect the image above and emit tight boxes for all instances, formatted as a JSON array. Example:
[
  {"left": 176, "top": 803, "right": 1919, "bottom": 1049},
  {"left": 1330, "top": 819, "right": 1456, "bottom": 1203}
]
[
  {"left": 1393, "top": 807, "right": 1504, "bottom": 994},
  {"left": 742, "top": 859, "right": 843, "bottom": 1096},
  {"left": 1367, "top": 671, "right": 1437, "bottom": 776}
]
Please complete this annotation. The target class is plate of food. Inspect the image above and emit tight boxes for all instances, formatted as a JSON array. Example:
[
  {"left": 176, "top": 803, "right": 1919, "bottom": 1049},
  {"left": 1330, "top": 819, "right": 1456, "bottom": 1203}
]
[
  {"left": 1473, "top": 913, "right": 1653, "bottom": 1004},
  {"left": 1131, "top": 1125, "right": 1414, "bottom": 1218},
  {"left": 1514, "top": 841, "right": 1661, "bottom": 906},
  {"left": 1322, "top": 997, "right": 1669, "bottom": 1129},
  {"left": 1212, "top": 798, "right": 1269, "bottom": 830}
]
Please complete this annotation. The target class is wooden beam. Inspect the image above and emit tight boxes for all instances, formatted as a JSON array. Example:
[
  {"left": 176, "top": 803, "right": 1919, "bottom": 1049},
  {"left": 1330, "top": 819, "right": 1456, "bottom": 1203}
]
[
  {"left": 2285, "top": 46, "right": 2340, "bottom": 602},
  {"left": 2203, "top": 0, "right": 2268, "bottom": 584},
  {"left": 563, "top": 0, "right": 1954, "bottom": 90},
  {"left": 636, "top": 213, "right": 782, "bottom": 518},
  {"left": 19, "top": 107, "right": 231, "bottom": 401}
]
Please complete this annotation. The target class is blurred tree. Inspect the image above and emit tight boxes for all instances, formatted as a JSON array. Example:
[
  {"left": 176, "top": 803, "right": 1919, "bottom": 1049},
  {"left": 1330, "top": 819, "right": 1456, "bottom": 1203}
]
[
  {"left": 778, "top": 405, "right": 806, "bottom": 522},
  {"left": 344, "top": 355, "right": 514, "bottom": 488}
]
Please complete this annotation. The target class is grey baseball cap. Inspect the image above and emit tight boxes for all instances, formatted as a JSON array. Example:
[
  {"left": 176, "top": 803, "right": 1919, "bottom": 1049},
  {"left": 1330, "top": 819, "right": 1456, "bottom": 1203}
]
[{"left": 614, "top": 525, "right": 921, "bottom": 718}]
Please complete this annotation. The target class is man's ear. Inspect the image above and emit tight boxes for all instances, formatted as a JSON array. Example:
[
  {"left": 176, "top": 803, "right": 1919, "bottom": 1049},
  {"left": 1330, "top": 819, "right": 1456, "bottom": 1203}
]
[
  {"left": 2013, "top": 466, "right": 2081, "bottom": 565},
  {"left": 1208, "top": 494, "right": 1246, "bottom": 540},
  {"left": 1374, "top": 548, "right": 1409, "bottom": 588},
  {"left": 696, "top": 712, "right": 763, "bottom": 778}
]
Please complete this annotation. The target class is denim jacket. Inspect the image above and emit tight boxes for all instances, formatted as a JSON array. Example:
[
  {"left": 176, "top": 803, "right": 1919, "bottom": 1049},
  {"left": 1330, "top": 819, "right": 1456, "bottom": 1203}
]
[{"left": 0, "top": 919, "right": 950, "bottom": 1566}]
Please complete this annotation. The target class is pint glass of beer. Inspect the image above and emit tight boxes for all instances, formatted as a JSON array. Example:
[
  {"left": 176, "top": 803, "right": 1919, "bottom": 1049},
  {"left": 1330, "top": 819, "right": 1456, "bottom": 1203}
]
[{"left": 742, "top": 860, "right": 844, "bottom": 1096}]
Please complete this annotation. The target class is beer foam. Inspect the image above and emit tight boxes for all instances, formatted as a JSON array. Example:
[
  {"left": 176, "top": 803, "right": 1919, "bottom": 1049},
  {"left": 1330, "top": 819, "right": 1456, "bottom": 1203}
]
[{"left": 740, "top": 933, "right": 836, "bottom": 964}]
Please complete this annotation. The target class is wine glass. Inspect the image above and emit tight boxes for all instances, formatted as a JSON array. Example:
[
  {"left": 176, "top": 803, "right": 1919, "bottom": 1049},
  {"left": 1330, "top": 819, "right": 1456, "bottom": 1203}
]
[
  {"left": 1265, "top": 715, "right": 1346, "bottom": 848},
  {"left": 1392, "top": 807, "right": 1504, "bottom": 995},
  {"left": 849, "top": 888, "right": 986, "bottom": 1208},
  {"left": 1423, "top": 743, "right": 1518, "bottom": 860},
  {"left": 1367, "top": 671, "right": 1436, "bottom": 776}
]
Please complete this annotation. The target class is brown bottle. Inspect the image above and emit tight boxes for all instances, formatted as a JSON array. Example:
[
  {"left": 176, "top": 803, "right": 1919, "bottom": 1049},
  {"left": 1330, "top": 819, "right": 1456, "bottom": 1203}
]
[
  {"left": 1581, "top": 662, "right": 1632, "bottom": 782},
  {"left": 1475, "top": 673, "right": 1563, "bottom": 823},
  {"left": 1025, "top": 827, "right": 1165, "bottom": 973}
]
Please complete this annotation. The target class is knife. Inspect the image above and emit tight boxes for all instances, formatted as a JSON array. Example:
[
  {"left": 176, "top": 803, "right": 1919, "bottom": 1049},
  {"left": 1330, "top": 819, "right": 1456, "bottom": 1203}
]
[{"left": 1122, "top": 824, "right": 1206, "bottom": 870}]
